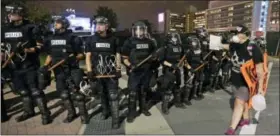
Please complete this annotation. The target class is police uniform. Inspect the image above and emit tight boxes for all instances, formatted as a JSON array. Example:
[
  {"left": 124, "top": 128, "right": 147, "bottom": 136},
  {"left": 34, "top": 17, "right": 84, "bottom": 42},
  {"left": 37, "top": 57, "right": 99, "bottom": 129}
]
[
  {"left": 122, "top": 36, "right": 156, "bottom": 122},
  {"left": 1, "top": 19, "right": 51, "bottom": 124},
  {"left": 159, "top": 33, "right": 185, "bottom": 114},
  {"left": 184, "top": 36, "right": 205, "bottom": 104},
  {"left": 44, "top": 27, "right": 88, "bottom": 123},
  {"left": 85, "top": 31, "right": 120, "bottom": 128}
]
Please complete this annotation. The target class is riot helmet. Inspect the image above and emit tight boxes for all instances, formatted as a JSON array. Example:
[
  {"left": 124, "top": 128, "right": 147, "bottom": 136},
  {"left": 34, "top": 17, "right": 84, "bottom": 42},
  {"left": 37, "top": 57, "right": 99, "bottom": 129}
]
[
  {"left": 5, "top": 5, "right": 25, "bottom": 24},
  {"left": 92, "top": 16, "right": 109, "bottom": 34},
  {"left": 54, "top": 17, "right": 70, "bottom": 34},
  {"left": 167, "top": 32, "right": 182, "bottom": 45},
  {"left": 195, "top": 27, "right": 208, "bottom": 39},
  {"left": 132, "top": 21, "right": 147, "bottom": 39},
  {"left": 187, "top": 36, "right": 201, "bottom": 50}
]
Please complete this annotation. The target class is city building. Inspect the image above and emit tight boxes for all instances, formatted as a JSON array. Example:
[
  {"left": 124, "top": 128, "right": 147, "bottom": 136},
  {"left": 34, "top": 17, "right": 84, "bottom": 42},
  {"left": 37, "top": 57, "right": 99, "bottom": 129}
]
[
  {"left": 267, "top": 0, "right": 279, "bottom": 31},
  {"left": 206, "top": 1, "right": 254, "bottom": 32},
  {"left": 206, "top": 1, "right": 272, "bottom": 37},
  {"left": 157, "top": 6, "right": 197, "bottom": 34},
  {"left": 194, "top": 10, "right": 206, "bottom": 29}
]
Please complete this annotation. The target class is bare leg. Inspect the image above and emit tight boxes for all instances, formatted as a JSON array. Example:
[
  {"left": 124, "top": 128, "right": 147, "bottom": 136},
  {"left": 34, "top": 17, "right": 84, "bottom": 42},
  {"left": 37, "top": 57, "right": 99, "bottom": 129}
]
[
  {"left": 229, "top": 98, "right": 245, "bottom": 129},
  {"left": 242, "top": 103, "right": 249, "bottom": 120}
]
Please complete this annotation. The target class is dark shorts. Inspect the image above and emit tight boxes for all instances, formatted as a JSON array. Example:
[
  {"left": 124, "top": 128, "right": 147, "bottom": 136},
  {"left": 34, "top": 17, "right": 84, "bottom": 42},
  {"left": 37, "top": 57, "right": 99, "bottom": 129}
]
[{"left": 231, "top": 85, "right": 249, "bottom": 101}]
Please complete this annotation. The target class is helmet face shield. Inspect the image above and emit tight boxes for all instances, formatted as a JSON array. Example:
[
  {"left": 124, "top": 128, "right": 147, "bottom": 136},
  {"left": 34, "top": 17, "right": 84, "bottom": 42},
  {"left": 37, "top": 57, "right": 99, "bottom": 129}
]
[
  {"left": 132, "top": 26, "right": 147, "bottom": 38},
  {"left": 169, "top": 32, "right": 182, "bottom": 45},
  {"left": 6, "top": 6, "right": 23, "bottom": 22},
  {"left": 188, "top": 36, "right": 201, "bottom": 50}
]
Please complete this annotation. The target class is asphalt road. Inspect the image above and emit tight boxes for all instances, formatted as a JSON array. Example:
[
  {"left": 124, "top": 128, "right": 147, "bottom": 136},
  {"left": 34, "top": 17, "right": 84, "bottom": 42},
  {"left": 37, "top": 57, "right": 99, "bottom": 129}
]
[{"left": 81, "top": 62, "right": 279, "bottom": 135}]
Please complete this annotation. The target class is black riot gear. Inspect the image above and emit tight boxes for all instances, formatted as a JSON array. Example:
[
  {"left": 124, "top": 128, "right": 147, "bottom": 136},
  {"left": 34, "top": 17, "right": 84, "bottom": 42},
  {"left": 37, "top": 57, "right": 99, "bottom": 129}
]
[
  {"left": 132, "top": 21, "right": 148, "bottom": 39},
  {"left": 122, "top": 34, "right": 156, "bottom": 122},
  {"left": 183, "top": 35, "right": 205, "bottom": 104},
  {"left": 1, "top": 19, "right": 51, "bottom": 124},
  {"left": 85, "top": 30, "right": 121, "bottom": 129},
  {"left": 43, "top": 29, "right": 88, "bottom": 124},
  {"left": 158, "top": 34, "right": 186, "bottom": 114}
]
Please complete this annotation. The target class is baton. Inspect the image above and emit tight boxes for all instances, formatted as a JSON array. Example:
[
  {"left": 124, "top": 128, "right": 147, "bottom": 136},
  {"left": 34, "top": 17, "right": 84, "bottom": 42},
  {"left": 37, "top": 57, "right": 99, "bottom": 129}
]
[
  {"left": 172, "top": 54, "right": 186, "bottom": 73},
  {"left": 202, "top": 50, "right": 213, "bottom": 60},
  {"left": 1, "top": 41, "right": 29, "bottom": 69},
  {"left": 132, "top": 47, "right": 164, "bottom": 70},
  {"left": 185, "top": 61, "right": 209, "bottom": 83},
  {"left": 48, "top": 54, "right": 74, "bottom": 71},
  {"left": 95, "top": 75, "right": 116, "bottom": 78}
]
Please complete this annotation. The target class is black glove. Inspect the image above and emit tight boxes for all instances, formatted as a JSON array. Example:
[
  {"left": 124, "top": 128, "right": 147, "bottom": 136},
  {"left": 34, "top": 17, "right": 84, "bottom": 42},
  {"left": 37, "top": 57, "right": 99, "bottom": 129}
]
[
  {"left": 171, "top": 64, "right": 179, "bottom": 70},
  {"left": 87, "top": 71, "right": 96, "bottom": 81},
  {"left": 115, "top": 70, "right": 122, "bottom": 79},
  {"left": 129, "top": 64, "right": 137, "bottom": 72},
  {"left": 38, "top": 65, "right": 49, "bottom": 74},
  {"left": 65, "top": 55, "right": 76, "bottom": 63}
]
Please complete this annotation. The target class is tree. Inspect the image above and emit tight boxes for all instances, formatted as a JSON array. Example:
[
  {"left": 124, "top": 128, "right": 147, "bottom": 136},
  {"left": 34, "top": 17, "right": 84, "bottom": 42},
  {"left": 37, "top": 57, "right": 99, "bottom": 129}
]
[
  {"left": 94, "top": 6, "right": 118, "bottom": 29},
  {"left": 138, "top": 19, "right": 153, "bottom": 34},
  {"left": 26, "top": 3, "right": 52, "bottom": 25}
]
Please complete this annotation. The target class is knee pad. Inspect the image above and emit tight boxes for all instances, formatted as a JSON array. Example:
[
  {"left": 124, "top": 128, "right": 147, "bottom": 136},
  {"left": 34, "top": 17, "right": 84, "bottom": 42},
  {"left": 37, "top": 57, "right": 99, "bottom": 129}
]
[
  {"left": 19, "top": 90, "right": 29, "bottom": 96},
  {"left": 60, "top": 91, "right": 70, "bottom": 100},
  {"left": 31, "top": 88, "right": 43, "bottom": 97},
  {"left": 109, "top": 92, "right": 118, "bottom": 101},
  {"left": 75, "top": 93, "right": 85, "bottom": 101}
]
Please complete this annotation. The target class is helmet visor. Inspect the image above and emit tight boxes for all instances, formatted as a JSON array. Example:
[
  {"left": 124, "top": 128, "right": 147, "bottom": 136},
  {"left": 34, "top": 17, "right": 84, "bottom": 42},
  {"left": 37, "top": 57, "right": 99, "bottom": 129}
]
[{"left": 132, "top": 26, "right": 147, "bottom": 38}]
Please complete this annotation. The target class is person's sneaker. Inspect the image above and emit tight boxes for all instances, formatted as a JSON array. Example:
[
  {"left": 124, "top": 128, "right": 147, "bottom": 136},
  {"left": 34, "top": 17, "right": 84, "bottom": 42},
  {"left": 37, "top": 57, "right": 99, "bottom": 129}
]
[
  {"left": 238, "top": 119, "right": 250, "bottom": 127},
  {"left": 224, "top": 127, "right": 235, "bottom": 135}
]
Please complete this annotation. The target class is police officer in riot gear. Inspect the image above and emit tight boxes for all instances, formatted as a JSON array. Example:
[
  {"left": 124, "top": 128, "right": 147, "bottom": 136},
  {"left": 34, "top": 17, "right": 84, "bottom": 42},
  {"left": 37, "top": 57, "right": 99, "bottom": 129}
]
[
  {"left": 159, "top": 32, "right": 186, "bottom": 114},
  {"left": 183, "top": 36, "right": 205, "bottom": 104},
  {"left": 1, "top": 5, "right": 51, "bottom": 124},
  {"left": 195, "top": 27, "right": 211, "bottom": 92},
  {"left": 41, "top": 17, "right": 88, "bottom": 124},
  {"left": 85, "top": 16, "right": 121, "bottom": 129},
  {"left": 122, "top": 21, "right": 156, "bottom": 123}
]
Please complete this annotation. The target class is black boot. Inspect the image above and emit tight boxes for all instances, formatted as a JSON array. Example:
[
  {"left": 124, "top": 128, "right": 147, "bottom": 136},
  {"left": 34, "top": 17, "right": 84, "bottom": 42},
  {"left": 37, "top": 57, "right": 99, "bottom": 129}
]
[
  {"left": 183, "top": 84, "right": 192, "bottom": 106},
  {"left": 35, "top": 97, "right": 52, "bottom": 125},
  {"left": 16, "top": 96, "right": 35, "bottom": 122},
  {"left": 127, "top": 92, "right": 136, "bottom": 123},
  {"left": 213, "top": 74, "right": 219, "bottom": 90},
  {"left": 77, "top": 101, "right": 89, "bottom": 124},
  {"left": 207, "top": 76, "right": 215, "bottom": 93},
  {"left": 161, "top": 92, "right": 171, "bottom": 115},
  {"left": 110, "top": 100, "right": 120, "bottom": 129},
  {"left": 139, "top": 88, "right": 151, "bottom": 116},
  {"left": 63, "top": 99, "right": 78, "bottom": 123},
  {"left": 219, "top": 75, "right": 226, "bottom": 89},
  {"left": 1, "top": 90, "right": 9, "bottom": 122},
  {"left": 174, "top": 89, "right": 186, "bottom": 109},
  {"left": 100, "top": 96, "right": 110, "bottom": 120},
  {"left": 193, "top": 83, "right": 203, "bottom": 101},
  {"left": 196, "top": 82, "right": 204, "bottom": 100}
]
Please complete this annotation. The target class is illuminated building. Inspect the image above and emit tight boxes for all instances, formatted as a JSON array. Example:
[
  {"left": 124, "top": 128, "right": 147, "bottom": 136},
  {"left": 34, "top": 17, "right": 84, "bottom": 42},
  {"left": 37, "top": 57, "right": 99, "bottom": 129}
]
[
  {"left": 206, "top": 1, "right": 271, "bottom": 37},
  {"left": 267, "top": 0, "right": 279, "bottom": 32},
  {"left": 157, "top": 7, "right": 197, "bottom": 34},
  {"left": 194, "top": 10, "right": 206, "bottom": 29}
]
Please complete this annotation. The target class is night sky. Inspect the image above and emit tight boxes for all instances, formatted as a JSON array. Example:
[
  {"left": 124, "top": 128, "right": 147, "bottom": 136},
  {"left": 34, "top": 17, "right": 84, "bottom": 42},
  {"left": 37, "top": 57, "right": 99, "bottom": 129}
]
[{"left": 29, "top": 1, "right": 208, "bottom": 30}]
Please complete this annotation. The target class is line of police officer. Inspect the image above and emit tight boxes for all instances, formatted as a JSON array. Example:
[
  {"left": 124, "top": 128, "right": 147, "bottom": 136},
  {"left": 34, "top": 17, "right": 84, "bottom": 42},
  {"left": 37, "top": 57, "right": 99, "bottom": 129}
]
[{"left": 3, "top": 5, "right": 263, "bottom": 129}]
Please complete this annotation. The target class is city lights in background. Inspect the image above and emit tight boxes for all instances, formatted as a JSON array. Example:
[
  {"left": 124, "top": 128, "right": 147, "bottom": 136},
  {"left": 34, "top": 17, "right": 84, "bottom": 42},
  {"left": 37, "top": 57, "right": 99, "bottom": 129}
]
[
  {"left": 259, "top": 1, "right": 269, "bottom": 31},
  {"left": 158, "top": 13, "right": 164, "bottom": 23}
]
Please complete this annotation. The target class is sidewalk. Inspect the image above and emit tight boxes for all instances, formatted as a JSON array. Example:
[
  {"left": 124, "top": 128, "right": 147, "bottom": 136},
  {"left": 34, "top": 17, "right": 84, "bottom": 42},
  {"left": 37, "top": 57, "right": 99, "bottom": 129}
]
[{"left": 1, "top": 83, "right": 82, "bottom": 135}]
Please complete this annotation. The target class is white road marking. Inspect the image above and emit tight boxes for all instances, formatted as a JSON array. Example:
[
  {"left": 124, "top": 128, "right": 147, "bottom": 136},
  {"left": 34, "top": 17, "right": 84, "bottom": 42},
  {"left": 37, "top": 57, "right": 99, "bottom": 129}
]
[{"left": 239, "top": 62, "right": 274, "bottom": 135}]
